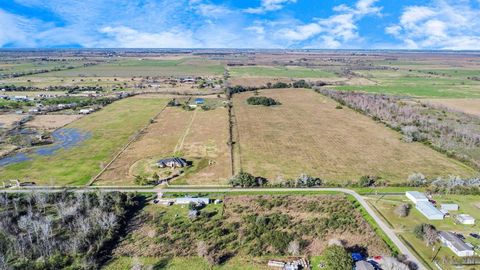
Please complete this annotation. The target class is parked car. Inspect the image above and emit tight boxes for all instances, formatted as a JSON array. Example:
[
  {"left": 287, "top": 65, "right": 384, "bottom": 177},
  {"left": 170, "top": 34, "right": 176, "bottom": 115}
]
[{"left": 469, "top": 233, "right": 480, "bottom": 239}]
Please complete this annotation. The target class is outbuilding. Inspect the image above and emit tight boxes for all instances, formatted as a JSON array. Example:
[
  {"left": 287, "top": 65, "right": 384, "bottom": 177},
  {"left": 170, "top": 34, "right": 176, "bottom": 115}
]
[
  {"left": 175, "top": 197, "right": 210, "bottom": 205},
  {"left": 415, "top": 201, "right": 444, "bottom": 220},
  {"left": 406, "top": 191, "right": 429, "bottom": 204},
  {"left": 439, "top": 231, "right": 475, "bottom": 257},
  {"left": 195, "top": 98, "right": 205, "bottom": 104},
  {"left": 456, "top": 214, "right": 475, "bottom": 225},
  {"left": 441, "top": 204, "right": 459, "bottom": 212},
  {"left": 355, "top": 261, "right": 375, "bottom": 270}
]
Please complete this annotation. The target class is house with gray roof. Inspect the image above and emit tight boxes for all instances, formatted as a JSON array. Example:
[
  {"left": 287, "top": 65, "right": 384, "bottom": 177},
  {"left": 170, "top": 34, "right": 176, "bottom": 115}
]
[
  {"left": 157, "top": 157, "right": 188, "bottom": 168},
  {"left": 439, "top": 231, "right": 475, "bottom": 257}
]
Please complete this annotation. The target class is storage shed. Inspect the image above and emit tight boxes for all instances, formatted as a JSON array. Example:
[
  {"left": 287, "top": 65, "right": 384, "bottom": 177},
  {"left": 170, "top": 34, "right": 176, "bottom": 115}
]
[
  {"left": 416, "top": 201, "right": 444, "bottom": 220},
  {"left": 456, "top": 214, "right": 475, "bottom": 225},
  {"left": 406, "top": 191, "right": 429, "bottom": 204}
]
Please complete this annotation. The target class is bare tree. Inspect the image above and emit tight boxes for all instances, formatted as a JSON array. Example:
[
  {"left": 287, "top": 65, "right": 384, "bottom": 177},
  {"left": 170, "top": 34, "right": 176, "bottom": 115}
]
[
  {"left": 423, "top": 225, "right": 438, "bottom": 247},
  {"left": 394, "top": 204, "right": 410, "bottom": 217},
  {"left": 197, "top": 241, "right": 208, "bottom": 258}
]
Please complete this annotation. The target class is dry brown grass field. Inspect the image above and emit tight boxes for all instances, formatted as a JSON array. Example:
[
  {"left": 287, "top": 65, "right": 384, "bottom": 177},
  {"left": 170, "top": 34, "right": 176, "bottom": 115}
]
[
  {"left": 233, "top": 89, "right": 476, "bottom": 183},
  {"left": 424, "top": 98, "right": 480, "bottom": 117},
  {"left": 97, "top": 100, "right": 230, "bottom": 185},
  {"left": 25, "top": 115, "right": 83, "bottom": 130},
  {"left": 0, "top": 114, "right": 23, "bottom": 128}
]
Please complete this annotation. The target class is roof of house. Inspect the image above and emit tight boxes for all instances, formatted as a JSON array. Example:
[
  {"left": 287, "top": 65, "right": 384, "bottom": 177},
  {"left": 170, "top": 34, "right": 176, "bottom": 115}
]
[
  {"left": 439, "top": 231, "right": 473, "bottom": 252},
  {"left": 416, "top": 201, "right": 444, "bottom": 218},
  {"left": 176, "top": 197, "right": 210, "bottom": 204},
  {"left": 157, "top": 157, "right": 188, "bottom": 166},
  {"left": 355, "top": 261, "right": 374, "bottom": 270},
  {"left": 441, "top": 204, "right": 459, "bottom": 210},
  {"left": 406, "top": 191, "right": 428, "bottom": 201}
]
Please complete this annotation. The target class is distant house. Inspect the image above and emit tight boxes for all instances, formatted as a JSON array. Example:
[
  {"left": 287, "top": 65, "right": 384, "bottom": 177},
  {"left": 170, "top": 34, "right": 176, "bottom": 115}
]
[
  {"left": 195, "top": 98, "right": 205, "bottom": 104},
  {"left": 415, "top": 201, "right": 444, "bottom": 220},
  {"left": 355, "top": 261, "right": 375, "bottom": 270},
  {"left": 456, "top": 214, "right": 475, "bottom": 225},
  {"left": 175, "top": 197, "right": 209, "bottom": 205},
  {"left": 157, "top": 157, "right": 188, "bottom": 168},
  {"left": 406, "top": 191, "right": 429, "bottom": 204},
  {"left": 439, "top": 231, "right": 475, "bottom": 257}
]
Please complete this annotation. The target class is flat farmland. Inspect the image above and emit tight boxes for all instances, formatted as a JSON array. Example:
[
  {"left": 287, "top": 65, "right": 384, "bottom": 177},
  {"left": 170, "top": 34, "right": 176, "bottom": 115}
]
[
  {"left": 96, "top": 101, "right": 231, "bottom": 186},
  {"left": 39, "top": 58, "right": 225, "bottom": 77},
  {"left": 228, "top": 66, "right": 336, "bottom": 78},
  {"left": 0, "top": 97, "right": 168, "bottom": 185},
  {"left": 424, "top": 98, "right": 480, "bottom": 117},
  {"left": 233, "top": 89, "right": 476, "bottom": 183}
]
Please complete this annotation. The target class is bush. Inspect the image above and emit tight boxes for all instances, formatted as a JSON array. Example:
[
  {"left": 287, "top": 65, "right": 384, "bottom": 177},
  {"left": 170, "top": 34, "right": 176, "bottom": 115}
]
[
  {"left": 292, "top": 80, "right": 310, "bottom": 88},
  {"left": 323, "top": 244, "right": 353, "bottom": 270},
  {"left": 358, "top": 175, "right": 377, "bottom": 187},
  {"left": 229, "top": 172, "right": 268, "bottom": 187},
  {"left": 272, "top": 82, "right": 290, "bottom": 88},
  {"left": 246, "top": 96, "right": 280, "bottom": 106}
]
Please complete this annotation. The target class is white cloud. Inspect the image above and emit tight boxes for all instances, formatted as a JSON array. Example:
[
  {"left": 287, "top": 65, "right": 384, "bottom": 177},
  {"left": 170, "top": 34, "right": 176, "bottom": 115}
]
[
  {"left": 244, "top": 0, "right": 297, "bottom": 14},
  {"left": 274, "top": 0, "right": 382, "bottom": 48},
  {"left": 386, "top": 0, "right": 480, "bottom": 49},
  {"left": 97, "top": 26, "right": 197, "bottom": 48}
]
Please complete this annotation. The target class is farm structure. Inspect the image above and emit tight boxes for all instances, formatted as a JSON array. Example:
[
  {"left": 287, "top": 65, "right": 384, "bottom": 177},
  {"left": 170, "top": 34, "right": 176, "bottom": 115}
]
[
  {"left": 232, "top": 89, "right": 474, "bottom": 183},
  {"left": 406, "top": 191, "right": 444, "bottom": 220},
  {"left": 456, "top": 214, "right": 475, "bottom": 225},
  {"left": 438, "top": 231, "right": 475, "bottom": 257}
]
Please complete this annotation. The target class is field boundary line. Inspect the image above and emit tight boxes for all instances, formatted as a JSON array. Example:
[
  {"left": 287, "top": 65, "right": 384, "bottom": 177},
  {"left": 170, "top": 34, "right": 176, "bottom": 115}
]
[{"left": 87, "top": 103, "right": 168, "bottom": 186}]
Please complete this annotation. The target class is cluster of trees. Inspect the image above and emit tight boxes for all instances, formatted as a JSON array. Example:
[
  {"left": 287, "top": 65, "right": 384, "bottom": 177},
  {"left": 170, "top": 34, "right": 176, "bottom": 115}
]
[
  {"left": 229, "top": 172, "right": 268, "bottom": 187},
  {"left": 320, "top": 89, "right": 480, "bottom": 169},
  {"left": 246, "top": 96, "right": 281, "bottom": 106},
  {"left": 413, "top": 223, "right": 438, "bottom": 247},
  {"left": 41, "top": 96, "right": 114, "bottom": 107},
  {"left": 273, "top": 174, "right": 323, "bottom": 187},
  {"left": 0, "top": 192, "right": 140, "bottom": 270},
  {"left": 398, "top": 173, "right": 480, "bottom": 195},
  {"left": 226, "top": 80, "right": 313, "bottom": 97},
  {"left": 0, "top": 85, "right": 103, "bottom": 93}
]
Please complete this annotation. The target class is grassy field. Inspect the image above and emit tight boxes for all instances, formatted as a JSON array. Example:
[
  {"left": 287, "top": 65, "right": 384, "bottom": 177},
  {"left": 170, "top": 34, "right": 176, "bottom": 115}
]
[
  {"left": 424, "top": 98, "right": 480, "bottom": 116},
  {"left": 229, "top": 66, "right": 336, "bottom": 78},
  {"left": 366, "top": 194, "right": 480, "bottom": 270},
  {"left": 0, "top": 97, "right": 168, "bottom": 185},
  {"left": 96, "top": 99, "right": 231, "bottom": 185},
  {"left": 337, "top": 69, "right": 480, "bottom": 98},
  {"left": 39, "top": 58, "right": 225, "bottom": 77},
  {"left": 232, "top": 89, "right": 476, "bottom": 183}
]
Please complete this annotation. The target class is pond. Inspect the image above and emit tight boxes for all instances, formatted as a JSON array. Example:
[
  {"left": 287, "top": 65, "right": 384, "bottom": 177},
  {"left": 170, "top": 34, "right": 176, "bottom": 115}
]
[{"left": 0, "top": 128, "right": 91, "bottom": 167}]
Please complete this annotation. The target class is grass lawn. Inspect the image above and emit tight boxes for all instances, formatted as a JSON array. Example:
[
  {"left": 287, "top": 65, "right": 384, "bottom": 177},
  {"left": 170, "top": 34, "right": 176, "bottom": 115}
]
[
  {"left": 0, "top": 97, "right": 168, "bottom": 185},
  {"left": 337, "top": 69, "right": 480, "bottom": 98},
  {"left": 229, "top": 66, "right": 336, "bottom": 78},
  {"left": 232, "top": 88, "right": 475, "bottom": 183}
]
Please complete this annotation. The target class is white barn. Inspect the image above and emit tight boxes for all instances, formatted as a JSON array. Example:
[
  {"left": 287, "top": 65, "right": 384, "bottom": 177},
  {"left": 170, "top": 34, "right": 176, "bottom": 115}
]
[
  {"left": 439, "top": 231, "right": 475, "bottom": 257},
  {"left": 405, "top": 191, "right": 429, "bottom": 204},
  {"left": 416, "top": 201, "right": 444, "bottom": 220},
  {"left": 456, "top": 214, "right": 475, "bottom": 225}
]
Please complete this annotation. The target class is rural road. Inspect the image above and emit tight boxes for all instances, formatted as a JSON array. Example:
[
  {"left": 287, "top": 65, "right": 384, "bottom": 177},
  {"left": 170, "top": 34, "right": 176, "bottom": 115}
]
[{"left": 0, "top": 186, "right": 426, "bottom": 269}]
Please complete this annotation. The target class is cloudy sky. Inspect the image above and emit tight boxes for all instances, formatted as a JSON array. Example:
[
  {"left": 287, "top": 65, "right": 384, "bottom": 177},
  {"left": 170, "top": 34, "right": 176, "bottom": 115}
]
[{"left": 1, "top": 0, "right": 480, "bottom": 49}]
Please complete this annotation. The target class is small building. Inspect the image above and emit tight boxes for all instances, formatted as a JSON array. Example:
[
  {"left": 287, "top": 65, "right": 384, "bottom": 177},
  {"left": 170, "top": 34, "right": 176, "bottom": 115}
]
[
  {"left": 79, "top": 108, "right": 94, "bottom": 115},
  {"left": 415, "top": 201, "right": 444, "bottom": 220},
  {"left": 456, "top": 214, "right": 475, "bottom": 225},
  {"left": 157, "top": 157, "right": 188, "bottom": 168},
  {"left": 355, "top": 261, "right": 375, "bottom": 270},
  {"left": 438, "top": 231, "right": 475, "bottom": 257},
  {"left": 195, "top": 98, "right": 205, "bottom": 104},
  {"left": 175, "top": 197, "right": 210, "bottom": 205},
  {"left": 440, "top": 204, "right": 459, "bottom": 214},
  {"left": 406, "top": 191, "right": 429, "bottom": 204},
  {"left": 267, "top": 260, "right": 285, "bottom": 268}
]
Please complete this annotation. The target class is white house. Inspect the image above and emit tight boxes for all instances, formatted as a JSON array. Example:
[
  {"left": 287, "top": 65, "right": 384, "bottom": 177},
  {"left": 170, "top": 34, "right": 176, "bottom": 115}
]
[
  {"left": 405, "top": 191, "right": 429, "bottom": 204},
  {"left": 175, "top": 197, "right": 210, "bottom": 205},
  {"left": 439, "top": 231, "right": 475, "bottom": 257},
  {"left": 456, "top": 214, "right": 475, "bottom": 225}
]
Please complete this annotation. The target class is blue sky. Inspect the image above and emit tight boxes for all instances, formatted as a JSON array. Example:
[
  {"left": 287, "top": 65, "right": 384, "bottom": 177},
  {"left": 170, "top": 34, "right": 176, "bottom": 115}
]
[{"left": 1, "top": 0, "right": 479, "bottom": 49}]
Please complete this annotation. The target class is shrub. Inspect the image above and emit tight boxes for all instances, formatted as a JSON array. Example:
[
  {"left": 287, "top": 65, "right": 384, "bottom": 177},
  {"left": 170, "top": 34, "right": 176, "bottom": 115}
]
[
  {"left": 229, "top": 172, "right": 268, "bottom": 187},
  {"left": 323, "top": 244, "right": 353, "bottom": 270}
]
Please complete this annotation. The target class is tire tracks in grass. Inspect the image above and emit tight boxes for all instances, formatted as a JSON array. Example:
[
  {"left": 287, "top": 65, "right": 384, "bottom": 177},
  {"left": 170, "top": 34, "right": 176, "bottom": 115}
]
[{"left": 173, "top": 108, "right": 197, "bottom": 154}]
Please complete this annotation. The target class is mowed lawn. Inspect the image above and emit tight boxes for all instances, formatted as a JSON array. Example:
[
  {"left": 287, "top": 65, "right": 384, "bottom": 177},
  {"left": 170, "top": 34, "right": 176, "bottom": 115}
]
[
  {"left": 40, "top": 58, "right": 225, "bottom": 77},
  {"left": 229, "top": 66, "right": 336, "bottom": 78},
  {"left": 0, "top": 97, "right": 168, "bottom": 185},
  {"left": 97, "top": 102, "right": 231, "bottom": 186},
  {"left": 233, "top": 89, "right": 476, "bottom": 183}
]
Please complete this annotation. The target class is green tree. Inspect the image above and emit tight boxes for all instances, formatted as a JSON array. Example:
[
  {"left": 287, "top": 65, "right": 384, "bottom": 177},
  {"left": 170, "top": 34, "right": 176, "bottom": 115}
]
[{"left": 323, "top": 245, "right": 353, "bottom": 270}]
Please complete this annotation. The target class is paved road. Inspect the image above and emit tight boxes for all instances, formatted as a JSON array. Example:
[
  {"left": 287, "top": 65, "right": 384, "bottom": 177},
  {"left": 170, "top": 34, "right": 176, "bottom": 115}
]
[{"left": 0, "top": 186, "right": 425, "bottom": 269}]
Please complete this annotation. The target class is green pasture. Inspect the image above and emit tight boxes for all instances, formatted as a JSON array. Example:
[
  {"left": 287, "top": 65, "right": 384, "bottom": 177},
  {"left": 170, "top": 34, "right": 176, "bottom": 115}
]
[{"left": 229, "top": 66, "right": 336, "bottom": 78}]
